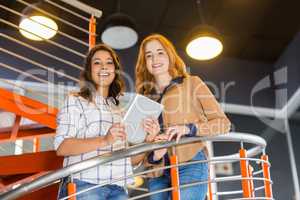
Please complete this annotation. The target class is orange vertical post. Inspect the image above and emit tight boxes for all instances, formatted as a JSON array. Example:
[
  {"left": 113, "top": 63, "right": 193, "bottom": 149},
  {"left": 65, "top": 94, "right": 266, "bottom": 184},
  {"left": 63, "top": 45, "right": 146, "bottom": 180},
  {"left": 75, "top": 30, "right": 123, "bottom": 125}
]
[
  {"left": 239, "top": 148, "right": 251, "bottom": 198},
  {"left": 170, "top": 153, "right": 180, "bottom": 200},
  {"left": 207, "top": 177, "right": 213, "bottom": 200},
  {"left": 67, "top": 182, "right": 77, "bottom": 200},
  {"left": 248, "top": 164, "right": 255, "bottom": 197},
  {"left": 261, "top": 155, "right": 273, "bottom": 198},
  {"left": 89, "top": 15, "right": 96, "bottom": 49},
  {"left": 33, "top": 137, "right": 40, "bottom": 152}
]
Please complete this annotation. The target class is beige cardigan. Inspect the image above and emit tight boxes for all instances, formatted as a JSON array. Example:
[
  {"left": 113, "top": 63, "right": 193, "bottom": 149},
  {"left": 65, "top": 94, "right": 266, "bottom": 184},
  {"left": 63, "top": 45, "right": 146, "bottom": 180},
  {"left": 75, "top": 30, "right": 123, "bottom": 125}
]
[{"left": 142, "top": 75, "right": 231, "bottom": 177}]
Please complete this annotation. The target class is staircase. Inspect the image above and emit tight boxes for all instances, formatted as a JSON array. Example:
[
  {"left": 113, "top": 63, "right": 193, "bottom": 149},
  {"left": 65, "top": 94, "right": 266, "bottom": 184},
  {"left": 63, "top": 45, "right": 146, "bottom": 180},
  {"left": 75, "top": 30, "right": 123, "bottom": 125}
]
[{"left": 0, "top": 88, "right": 63, "bottom": 199}]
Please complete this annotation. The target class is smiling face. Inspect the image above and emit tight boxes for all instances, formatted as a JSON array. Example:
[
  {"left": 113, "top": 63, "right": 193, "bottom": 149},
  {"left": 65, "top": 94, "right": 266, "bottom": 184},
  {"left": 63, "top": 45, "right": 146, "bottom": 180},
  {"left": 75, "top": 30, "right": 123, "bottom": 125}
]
[
  {"left": 144, "top": 39, "right": 170, "bottom": 77},
  {"left": 91, "top": 50, "right": 116, "bottom": 88}
]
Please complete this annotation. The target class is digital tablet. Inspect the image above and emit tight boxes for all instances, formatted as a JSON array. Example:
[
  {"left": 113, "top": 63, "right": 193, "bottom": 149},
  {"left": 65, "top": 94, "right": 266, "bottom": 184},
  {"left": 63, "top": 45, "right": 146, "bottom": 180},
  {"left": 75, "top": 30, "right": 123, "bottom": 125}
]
[{"left": 123, "top": 94, "right": 163, "bottom": 144}]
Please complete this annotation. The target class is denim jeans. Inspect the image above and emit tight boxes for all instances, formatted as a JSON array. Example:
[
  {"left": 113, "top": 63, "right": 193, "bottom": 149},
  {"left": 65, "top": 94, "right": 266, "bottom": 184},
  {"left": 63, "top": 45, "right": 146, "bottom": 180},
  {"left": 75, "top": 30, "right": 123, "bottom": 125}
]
[
  {"left": 148, "top": 150, "right": 208, "bottom": 200},
  {"left": 58, "top": 178, "right": 128, "bottom": 200}
]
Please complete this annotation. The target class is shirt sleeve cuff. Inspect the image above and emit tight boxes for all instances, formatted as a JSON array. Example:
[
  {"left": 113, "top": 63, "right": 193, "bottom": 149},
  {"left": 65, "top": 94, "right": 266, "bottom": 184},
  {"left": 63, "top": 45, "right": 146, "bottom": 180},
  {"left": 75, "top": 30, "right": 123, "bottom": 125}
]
[
  {"left": 185, "top": 123, "right": 198, "bottom": 137},
  {"left": 147, "top": 151, "right": 163, "bottom": 164}
]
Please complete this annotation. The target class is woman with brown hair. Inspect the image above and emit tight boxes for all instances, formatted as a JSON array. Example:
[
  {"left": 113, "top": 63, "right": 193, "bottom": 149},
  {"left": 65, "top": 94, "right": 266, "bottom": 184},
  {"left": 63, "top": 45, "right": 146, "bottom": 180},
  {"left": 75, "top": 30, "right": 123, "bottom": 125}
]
[
  {"left": 54, "top": 44, "right": 133, "bottom": 200},
  {"left": 136, "top": 34, "right": 231, "bottom": 200}
]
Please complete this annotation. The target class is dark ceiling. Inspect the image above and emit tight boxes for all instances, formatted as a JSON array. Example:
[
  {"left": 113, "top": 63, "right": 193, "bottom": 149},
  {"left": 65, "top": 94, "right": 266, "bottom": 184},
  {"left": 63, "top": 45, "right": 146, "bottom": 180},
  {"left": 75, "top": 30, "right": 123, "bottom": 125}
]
[{"left": 1, "top": 0, "right": 300, "bottom": 63}]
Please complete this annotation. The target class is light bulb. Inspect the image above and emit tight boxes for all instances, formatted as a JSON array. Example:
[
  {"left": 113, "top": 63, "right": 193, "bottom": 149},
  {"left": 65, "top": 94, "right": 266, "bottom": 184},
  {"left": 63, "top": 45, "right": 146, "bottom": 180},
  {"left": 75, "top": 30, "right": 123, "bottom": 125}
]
[
  {"left": 186, "top": 36, "right": 223, "bottom": 60},
  {"left": 19, "top": 16, "right": 58, "bottom": 41}
]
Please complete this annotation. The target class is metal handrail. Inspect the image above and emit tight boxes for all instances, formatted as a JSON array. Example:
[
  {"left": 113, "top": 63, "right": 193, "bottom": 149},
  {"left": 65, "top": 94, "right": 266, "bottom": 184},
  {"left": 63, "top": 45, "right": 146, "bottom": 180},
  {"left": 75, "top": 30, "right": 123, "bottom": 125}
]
[
  {"left": 0, "top": 132, "right": 266, "bottom": 200},
  {"left": 0, "top": 20, "right": 86, "bottom": 58},
  {"left": 0, "top": 47, "right": 79, "bottom": 82},
  {"left": 0, "top": 34, "right": 83, "bottom": 70},
  {"left": 58, "top": 157, "right": 271, "bottom": 200}
]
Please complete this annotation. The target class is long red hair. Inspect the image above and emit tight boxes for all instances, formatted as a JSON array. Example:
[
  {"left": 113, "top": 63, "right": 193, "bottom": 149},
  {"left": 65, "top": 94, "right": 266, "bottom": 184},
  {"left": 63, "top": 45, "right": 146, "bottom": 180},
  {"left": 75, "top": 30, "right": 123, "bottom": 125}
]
[{"left": 135, "top": 34, "right": 188, "bottom": 95}]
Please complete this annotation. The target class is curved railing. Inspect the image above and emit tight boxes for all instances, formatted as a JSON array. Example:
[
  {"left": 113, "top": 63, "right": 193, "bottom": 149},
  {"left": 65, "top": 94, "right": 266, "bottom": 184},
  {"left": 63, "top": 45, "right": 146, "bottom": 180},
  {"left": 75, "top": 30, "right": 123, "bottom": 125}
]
[{"left": 0, "top": 132, "right": 273, "bottom": 200}]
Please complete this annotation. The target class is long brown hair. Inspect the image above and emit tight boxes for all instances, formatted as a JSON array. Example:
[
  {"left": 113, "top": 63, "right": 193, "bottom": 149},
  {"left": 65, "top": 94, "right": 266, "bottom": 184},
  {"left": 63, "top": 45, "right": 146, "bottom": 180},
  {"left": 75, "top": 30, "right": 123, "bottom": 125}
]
[
  {"left": 76, "top": 44, "right": 125, "bottom": 105},
  {"left": 135, "top": 34, "right": 188, "bottom": 95}
]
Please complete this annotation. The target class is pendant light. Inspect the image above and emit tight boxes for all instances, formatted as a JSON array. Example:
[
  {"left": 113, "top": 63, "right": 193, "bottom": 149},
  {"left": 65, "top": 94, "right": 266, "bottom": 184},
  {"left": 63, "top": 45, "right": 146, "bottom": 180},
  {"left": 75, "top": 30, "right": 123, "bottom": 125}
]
[
  {"left": 186, "top": 0, "right": 223, "bottom": 60},
  {"left": 19, "top": 1, "right": 58, "bottom": 41},
  {"left": 100, "top": 0, "right": 138, "bottom": 49}
]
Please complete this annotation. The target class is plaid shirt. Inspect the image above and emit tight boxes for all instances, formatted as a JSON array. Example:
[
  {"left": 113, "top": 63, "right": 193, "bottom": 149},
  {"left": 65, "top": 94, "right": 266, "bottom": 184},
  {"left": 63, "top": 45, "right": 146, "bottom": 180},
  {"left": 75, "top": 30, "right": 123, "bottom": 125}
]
[{"left": 54, "top": 94, "right": 133, "bottom": 186}]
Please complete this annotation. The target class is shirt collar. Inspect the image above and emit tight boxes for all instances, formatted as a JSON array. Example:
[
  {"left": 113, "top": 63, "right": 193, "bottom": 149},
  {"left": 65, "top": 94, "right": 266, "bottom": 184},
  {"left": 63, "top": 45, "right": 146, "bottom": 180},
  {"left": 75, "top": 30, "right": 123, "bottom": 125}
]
[
  {"left": 94, "top": 94, "right": 104, "bottom": 104},
  {"left": 162, "top": 76, "right": 184, "bottom": 93},
  {"left": 94, "top": 94, "right": 114, "bottom": 106},
  {"left": 157, "top": 76, "right": 184, "bottom": 102}
]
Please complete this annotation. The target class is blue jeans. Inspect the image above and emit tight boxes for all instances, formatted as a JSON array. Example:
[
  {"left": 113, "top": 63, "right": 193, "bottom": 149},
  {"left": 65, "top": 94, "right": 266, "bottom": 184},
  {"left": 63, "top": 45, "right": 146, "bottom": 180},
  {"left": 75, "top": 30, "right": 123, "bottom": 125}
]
[
  {"left": 58, "top": 179, "right": 128, "bottom": 200},
  {"left": 148, "top": 150, "right": 208, "bottom": 200}
]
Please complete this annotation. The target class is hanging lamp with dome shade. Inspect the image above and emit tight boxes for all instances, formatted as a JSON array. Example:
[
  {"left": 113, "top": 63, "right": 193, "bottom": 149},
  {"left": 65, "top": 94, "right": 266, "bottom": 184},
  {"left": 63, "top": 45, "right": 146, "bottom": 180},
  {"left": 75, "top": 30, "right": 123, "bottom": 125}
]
[
  {"left": 186, "top": 25, "right": 223, "bottom": 60},
  {"left": 19, "top": 1, "right": 58, "bottom": 41},
  {"left": 101, "top": 13, "right": 138, "bottom": 50},
  {"left": 186, "top": 0, "right": 223, "bottom": 60},
  {"left": 100, "top": 0, "right": 138, "bottom": 50}
]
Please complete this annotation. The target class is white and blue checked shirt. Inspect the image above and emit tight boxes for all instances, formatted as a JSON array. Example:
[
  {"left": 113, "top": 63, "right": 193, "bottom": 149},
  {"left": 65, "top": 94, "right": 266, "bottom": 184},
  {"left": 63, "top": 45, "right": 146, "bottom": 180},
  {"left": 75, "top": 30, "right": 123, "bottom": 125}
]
[{"left": 54, "top": 94, "right": 133, "bottom": 186}]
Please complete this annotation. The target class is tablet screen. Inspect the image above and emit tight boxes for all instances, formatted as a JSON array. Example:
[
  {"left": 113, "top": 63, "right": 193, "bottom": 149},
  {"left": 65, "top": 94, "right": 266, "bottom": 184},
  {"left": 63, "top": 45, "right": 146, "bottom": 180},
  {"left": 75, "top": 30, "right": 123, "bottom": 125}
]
[{"left": 123, "top": 94, "right": 163, "bottom": 144}]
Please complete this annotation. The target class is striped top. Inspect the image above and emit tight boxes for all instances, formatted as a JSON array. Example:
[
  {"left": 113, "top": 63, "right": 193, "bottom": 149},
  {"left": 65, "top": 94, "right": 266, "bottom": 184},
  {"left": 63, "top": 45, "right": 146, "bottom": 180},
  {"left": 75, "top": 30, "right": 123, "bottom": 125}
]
[{"left": 54, "top": 94, "right": 133, "bottom": 186}]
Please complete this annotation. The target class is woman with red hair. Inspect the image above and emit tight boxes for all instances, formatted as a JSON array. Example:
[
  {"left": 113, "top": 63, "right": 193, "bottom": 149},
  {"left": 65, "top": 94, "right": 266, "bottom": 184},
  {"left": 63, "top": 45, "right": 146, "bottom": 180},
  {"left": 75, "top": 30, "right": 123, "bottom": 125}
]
[{"left": 135, "top": 34, "right": 231, "bottom": 200}]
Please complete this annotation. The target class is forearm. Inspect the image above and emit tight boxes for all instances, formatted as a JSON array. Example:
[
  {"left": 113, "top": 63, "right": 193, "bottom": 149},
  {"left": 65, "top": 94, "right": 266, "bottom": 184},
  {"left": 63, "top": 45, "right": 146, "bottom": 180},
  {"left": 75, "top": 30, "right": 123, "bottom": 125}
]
[
  {"left": 56, "top": 136, "right": 108, "bottom": 156},
  {"left": 196, "top": 117, "right": 231, "bottom": 136},
  {"left": 131, "top": 153, "right": 146, "bottom": 166}
]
